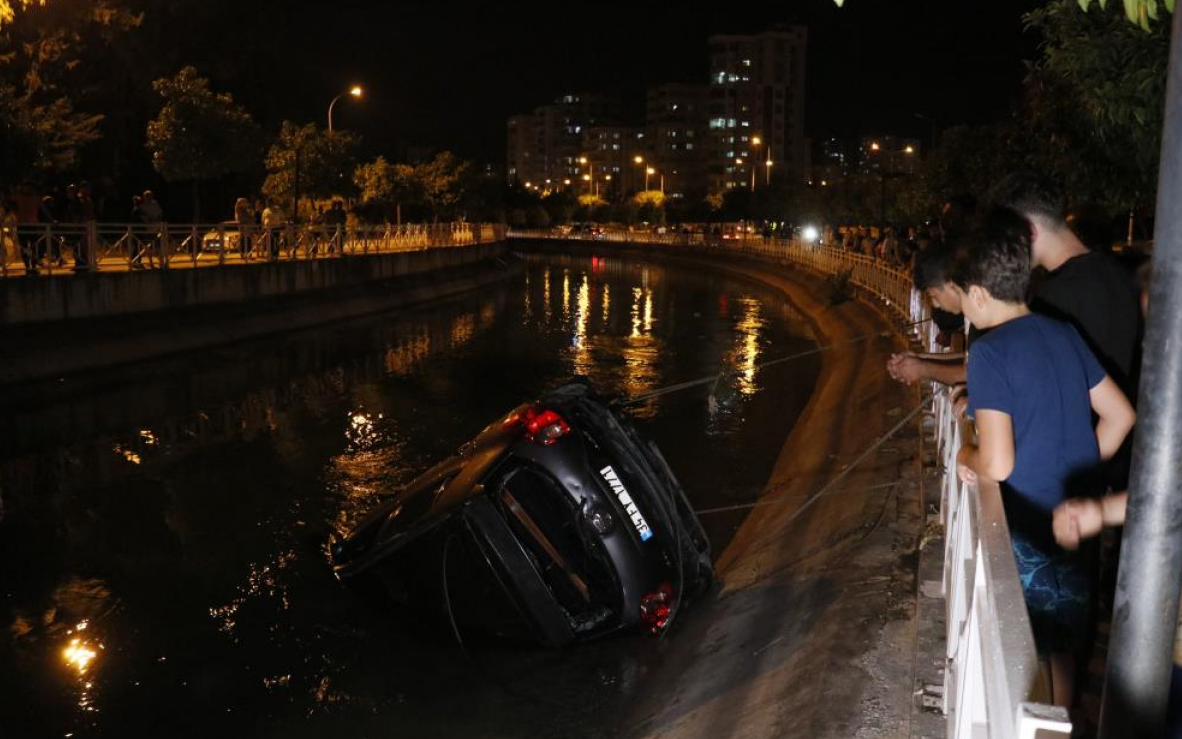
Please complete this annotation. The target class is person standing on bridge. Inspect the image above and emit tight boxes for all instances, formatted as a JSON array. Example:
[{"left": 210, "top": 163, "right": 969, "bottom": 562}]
[
  {"left": 887, "top": 240, "right": 970, "bottom": 387},
  {"left": 953, "top": 206, "right": 1136, "bottom": 711}
]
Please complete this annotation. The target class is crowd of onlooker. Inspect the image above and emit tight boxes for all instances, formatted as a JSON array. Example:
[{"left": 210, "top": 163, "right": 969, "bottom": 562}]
[
  {"left": 884, "top": 172, "right": 1157, "bottom": 735},
  {"left": 0, "top": 180, "right": 354, "bottom": 273}
]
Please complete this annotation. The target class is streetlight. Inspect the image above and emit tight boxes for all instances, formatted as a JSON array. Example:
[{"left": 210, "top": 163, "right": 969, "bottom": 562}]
[
  {"left": 327, "top": 85, "right": 363, "bottom": 133},
  {"left": 645, "top": 166, "right": 655, "bottom": 192},
  {"left": 867, "top": 141, "right": 915, "bottom": 229},
  {"left": 750, "top": 137, "right": 762, "bottom": 191}
]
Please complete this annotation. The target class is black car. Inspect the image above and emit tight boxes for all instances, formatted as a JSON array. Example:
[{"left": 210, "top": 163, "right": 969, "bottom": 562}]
[{"left": 330, "top": 383, "right": 714, "bottom": 646}]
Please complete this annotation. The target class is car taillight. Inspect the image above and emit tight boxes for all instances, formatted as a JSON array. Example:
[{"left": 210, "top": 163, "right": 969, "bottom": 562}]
[
  {"left": 503, "top": 406, "right": 571, "bottom": 446},
  {"left": 639, "top": 581, "right": 675, "bottom": 635}
]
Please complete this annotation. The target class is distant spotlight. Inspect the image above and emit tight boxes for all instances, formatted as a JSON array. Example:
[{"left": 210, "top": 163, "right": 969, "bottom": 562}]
[{"left": 802, "top": 226, "right": 819, "bottom": 243}]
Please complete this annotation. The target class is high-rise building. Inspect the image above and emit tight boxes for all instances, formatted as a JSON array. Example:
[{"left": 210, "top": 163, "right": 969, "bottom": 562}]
[
  {"left": 506, "top": 114, "right": 540, "bottom": 187},
  {"left": 581, "top": 124, "right": 646, "bottom": 199},
  {"left": 645, "top": 83, "right": 709, "bottom": 199},
  {"left": 505, "top": 93, "right": 624, "bottom": 192},
  {"left": 506, "top": 27, "right": 809, "bottom": 201},
  {"left": 706, "top": 26, "right": 808, "bottom": 193}
]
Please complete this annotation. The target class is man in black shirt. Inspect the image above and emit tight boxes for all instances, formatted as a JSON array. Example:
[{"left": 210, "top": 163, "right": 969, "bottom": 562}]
[{"left": 986, "top": 174, "right": 1141, "bottom": 397}]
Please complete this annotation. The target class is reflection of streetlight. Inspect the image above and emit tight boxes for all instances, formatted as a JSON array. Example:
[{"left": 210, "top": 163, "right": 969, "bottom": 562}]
[{"left": 327, "top": 85, "right": 363, "bottom": 133}]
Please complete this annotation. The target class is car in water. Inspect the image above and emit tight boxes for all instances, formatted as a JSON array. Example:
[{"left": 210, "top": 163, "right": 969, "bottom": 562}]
[{"left": 330, "top": 382, "right": 714, "bottom": 646}]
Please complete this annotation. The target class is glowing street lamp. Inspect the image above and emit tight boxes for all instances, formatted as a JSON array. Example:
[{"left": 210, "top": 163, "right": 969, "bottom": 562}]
[
  {"left": 750, "top": 136, "right": 763, "bottom": 191},
  {"left": 328, "top": 85, "right": 363, "bottom": 133},
  {"left": 868, "top": 141, "right": 916, "bottom": 227}
]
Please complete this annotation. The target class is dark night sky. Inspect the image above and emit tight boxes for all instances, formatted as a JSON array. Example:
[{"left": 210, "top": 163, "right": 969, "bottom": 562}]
[{"left": 153, "top": 0, "right": 1045, "bottom": 164}]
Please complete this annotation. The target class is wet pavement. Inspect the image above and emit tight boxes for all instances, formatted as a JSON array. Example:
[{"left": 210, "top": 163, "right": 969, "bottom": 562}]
[{"left": 0, "top": 253, "right": 822, "bottom": 738}]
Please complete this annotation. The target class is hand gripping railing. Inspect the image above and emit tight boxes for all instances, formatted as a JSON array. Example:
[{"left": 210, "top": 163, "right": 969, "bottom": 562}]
[
  {"left": 0, "top": 222, "right": 505, "bottom": 277},
  {"left": 509, "top": 226, "right": 1070, "bottom": 739}
]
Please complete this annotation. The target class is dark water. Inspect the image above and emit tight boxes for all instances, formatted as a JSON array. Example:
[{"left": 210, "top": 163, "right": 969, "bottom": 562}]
[{"left": 0, "top": 253, "right": 820, "bottom": 738}]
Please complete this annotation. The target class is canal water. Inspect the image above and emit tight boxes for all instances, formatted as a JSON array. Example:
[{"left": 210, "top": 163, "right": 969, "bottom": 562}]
[{"left": 0, "top": 253, "right": 820, "bottom": 738}]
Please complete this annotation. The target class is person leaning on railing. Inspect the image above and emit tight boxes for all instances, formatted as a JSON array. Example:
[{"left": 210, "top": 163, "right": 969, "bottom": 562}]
[
  {"left": 887, "top": 240, "right": 970, "bottom": 387},
  {"left": 952, "top": 207, "right": 1136, "bottom": 711}
]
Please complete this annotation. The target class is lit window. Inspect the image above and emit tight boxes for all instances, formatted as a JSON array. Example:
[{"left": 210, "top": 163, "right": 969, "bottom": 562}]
[
  {"left": 685, "top": 143, "right": 694, "bottom": 150},
  {"left": 612, "top": 144, "right": 620, "bottom": 150},
  {"left": 714, "top": 72, "right": 727, "bottom": 84},
  {"left": 709, "top": 118, "right": 727, "bottom": 129},
  {"left": 742, "top": 59, "right": 752, "bottom": 67},
  {"left": 671, "top": 104, "right": 679, "bottom": 111},
  {"left": 727, "top": 119, "right": 736, "bottom": 128}
]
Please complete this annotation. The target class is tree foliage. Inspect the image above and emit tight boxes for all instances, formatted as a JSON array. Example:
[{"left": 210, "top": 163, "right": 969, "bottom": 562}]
[
  {"left": 1023, "top": 0, "right": 1170, "bottom": 207},
  {"left": 831, "top": 0, "right": 1173, "bottom": 29},
  {"left": 353, "top": 155, "right": 420, "bottom": 221},
  {"left": 0, "top": 0, "right": 138, "bottom": 182},
  {"left": 262, "top": 121, "right": 360, "bottom": 215},
  {"left": 146, "top": 66, "right": 260, "bottom": 184},
  {"left": 414, "top": 151, "right": 469, "bottom": 219}
]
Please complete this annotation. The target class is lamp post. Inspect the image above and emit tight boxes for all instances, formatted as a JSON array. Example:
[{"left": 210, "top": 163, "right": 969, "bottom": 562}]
[
  {"left": 579, "top": 157, "right": 594, "bottom": 197},
  {"left": 869, "top": 141, "right": 914, "bottom": 229},
  {"left": 327, "top": 85, "right": 363, "bottom": 133},
  {"left": 750, "top": 137, "right": 761, "bottom": 191}
]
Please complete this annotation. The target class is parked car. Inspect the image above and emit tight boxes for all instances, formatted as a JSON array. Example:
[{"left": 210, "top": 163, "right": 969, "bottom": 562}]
[
  {"left": 330, "top": 382, "right": 714, "bottom": 646},
  {"left": 201, "top": 223, "right": 242, "bottom": 253}
]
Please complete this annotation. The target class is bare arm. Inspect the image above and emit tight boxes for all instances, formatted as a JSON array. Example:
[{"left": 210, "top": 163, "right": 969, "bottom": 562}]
[
  {"left": 1090, "top": 376, "right": 1136, "bottom": 461},
  {"left": 887, "top": 352, "right": 967, "bottom": 386},
  {"left": 956, "top": 409, "right": 1015, "bottom": 484},
  {"left": 1053, "top": 492, "right": 1128, "bottom": 550}
]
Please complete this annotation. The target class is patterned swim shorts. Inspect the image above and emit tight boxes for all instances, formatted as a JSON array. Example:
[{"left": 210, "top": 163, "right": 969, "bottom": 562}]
[{"left": 1011, "top": 533, "right": 1094, "bottom": 653}]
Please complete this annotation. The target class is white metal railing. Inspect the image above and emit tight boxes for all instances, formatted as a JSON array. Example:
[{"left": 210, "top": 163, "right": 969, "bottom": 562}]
[
  {"left": 0, "top": 222, "right": 507, "bottom": 277},
  {"left": 512, "top": 226, "right": 1070, "bottom": 739}
]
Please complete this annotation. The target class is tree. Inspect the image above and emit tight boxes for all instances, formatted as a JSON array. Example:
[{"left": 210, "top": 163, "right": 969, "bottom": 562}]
[
  {"left": 354, "top": 155, "right": 420, "bottom": 222},
  {"left": 0, "top": 0, "right": 138, "bottom": 184},
  {"left": 262, "top": 121, "right": 360, "bottom": 221},
  {"left": 0, "top": 81, "right": 102, "bottom": 179},
  {"left": 145, "top": 66, "right": 260, "bottom": 221},
  {"left": 415, "top": 151, "right": 469, "bottom": 221},
  {"left": 830, "top": 0, "right": 1173, "bottom": 29},
  {"left": 1021, "top": 0, "right": 1170, "bottom": 211}
]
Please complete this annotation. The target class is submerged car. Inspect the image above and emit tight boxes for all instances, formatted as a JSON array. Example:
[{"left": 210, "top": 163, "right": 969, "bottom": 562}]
[{"left": 330, "top": 383, "right": 714, "bottom": 646}]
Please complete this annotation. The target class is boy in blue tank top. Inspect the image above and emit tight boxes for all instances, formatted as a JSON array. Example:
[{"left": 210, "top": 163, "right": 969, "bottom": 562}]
[{"left": 952, "top": 207, "right": 1136, "bottom": 709}]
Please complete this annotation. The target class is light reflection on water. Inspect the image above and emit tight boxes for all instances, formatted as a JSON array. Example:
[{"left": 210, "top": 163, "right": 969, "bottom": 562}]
[{"left": 0, "top": 254, "right": 818, "bottom": 738}]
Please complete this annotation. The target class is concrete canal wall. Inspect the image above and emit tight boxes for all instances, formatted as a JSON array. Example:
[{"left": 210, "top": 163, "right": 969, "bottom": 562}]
[
  {"left": 1, "top": 242, "right": 512, "bottom": 384},
  {"left": 1, "top": 242, "right": 509, "bottom": 325}
]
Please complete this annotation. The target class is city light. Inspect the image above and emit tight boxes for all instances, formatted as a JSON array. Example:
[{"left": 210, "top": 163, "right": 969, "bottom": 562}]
[
  {"left": 870, "top": 141, "right": 881, "bottom": 151},
  {"left": 802, "top": 225, "right": 819, "bottom": 242},
  {"left": 349, "top": 86, "right": 363, "bottom": 98}
]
